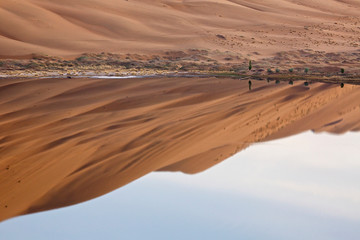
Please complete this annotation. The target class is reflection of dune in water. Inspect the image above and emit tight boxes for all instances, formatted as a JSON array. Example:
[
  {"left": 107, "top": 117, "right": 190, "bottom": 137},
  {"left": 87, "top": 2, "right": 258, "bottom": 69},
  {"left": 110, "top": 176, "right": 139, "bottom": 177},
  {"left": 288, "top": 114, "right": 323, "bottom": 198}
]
[{"left": 1, "top": 76, "right": 360, "bottom": 221}]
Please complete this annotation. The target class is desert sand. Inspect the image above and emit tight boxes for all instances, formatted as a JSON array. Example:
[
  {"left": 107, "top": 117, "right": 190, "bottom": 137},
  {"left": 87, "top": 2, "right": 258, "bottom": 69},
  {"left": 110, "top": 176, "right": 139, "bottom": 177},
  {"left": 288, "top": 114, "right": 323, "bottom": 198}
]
[
  {"left": 1, "top": 0, "right": 360, "bottom": 59},
  {"left": 1, "top": 0, "right": 360, "bottom": 222},
  {"left": 1, "top": 76, "right": 360, "bottom": 221}
]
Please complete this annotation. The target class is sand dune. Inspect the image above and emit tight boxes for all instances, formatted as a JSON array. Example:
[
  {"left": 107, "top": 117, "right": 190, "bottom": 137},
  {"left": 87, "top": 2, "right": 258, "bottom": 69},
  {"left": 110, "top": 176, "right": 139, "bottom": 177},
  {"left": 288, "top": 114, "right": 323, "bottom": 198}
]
[
  {"left": 1, "top": 76, "right": 360, "bottom": 221},
  {"left": 1, "top": 0, "right": 360, "bottom": 58},
  {"left": 1, "top": 0, "right": 360, "bottom": 222}
]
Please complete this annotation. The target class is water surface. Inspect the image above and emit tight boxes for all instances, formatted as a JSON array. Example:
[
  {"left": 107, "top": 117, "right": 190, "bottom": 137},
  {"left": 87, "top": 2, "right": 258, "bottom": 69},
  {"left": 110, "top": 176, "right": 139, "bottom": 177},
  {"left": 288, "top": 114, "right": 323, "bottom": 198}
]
[{"left": 1, "top": 131, "right": 359, "bottom": 240}]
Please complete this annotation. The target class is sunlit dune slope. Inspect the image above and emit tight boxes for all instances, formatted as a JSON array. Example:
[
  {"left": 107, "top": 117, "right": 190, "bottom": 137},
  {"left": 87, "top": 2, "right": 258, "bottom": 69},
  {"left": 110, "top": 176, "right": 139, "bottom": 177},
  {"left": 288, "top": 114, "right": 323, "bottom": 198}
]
[
  {"left": 1, "top": 76, "right": 360, "bottom": 221},
  {"left": 1, "top": 0, "right": 360, "bottom": 57}
]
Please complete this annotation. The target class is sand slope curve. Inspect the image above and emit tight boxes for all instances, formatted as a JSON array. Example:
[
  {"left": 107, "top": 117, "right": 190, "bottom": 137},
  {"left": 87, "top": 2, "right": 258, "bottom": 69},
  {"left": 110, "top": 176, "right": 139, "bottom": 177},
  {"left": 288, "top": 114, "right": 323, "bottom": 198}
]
[{"left": 1, "top": 0, "right": 360, "bottom": 57}]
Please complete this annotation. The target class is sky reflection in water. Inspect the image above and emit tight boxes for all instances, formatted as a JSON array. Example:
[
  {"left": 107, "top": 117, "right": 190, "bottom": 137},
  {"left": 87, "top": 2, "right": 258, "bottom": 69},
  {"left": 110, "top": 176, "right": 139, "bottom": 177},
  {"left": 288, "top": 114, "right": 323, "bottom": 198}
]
[{"left": 1, "top": 131, "right": 359, "bottom": 240}]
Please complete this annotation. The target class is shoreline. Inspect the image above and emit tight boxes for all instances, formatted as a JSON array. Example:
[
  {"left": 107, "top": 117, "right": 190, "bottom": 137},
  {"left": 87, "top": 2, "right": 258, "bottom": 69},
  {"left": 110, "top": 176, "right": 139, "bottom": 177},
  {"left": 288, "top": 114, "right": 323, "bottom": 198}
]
[
  {"left": 1, "top": 49, "right": 360, "bottom": 85},
  {"left": 1, "top": 72, "right": 359, "bottom": 86}
]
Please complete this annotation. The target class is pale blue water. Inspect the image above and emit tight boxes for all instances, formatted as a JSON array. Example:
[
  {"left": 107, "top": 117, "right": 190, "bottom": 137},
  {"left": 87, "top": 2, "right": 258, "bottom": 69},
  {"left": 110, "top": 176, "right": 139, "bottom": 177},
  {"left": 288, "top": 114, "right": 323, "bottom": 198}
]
[{"left": 1, "top": 132, "right": 359, "bottom": 240}]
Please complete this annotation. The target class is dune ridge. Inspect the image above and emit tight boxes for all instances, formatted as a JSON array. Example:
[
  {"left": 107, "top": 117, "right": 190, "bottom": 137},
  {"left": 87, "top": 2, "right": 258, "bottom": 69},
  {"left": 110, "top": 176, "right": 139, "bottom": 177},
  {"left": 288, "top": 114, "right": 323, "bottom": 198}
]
[
  {"left": 1, "top": 76, "right": 360, "bottom": 221},
  {"left": 1, "top": 0, "right": 360, "bottom": 223},
  {"left": 1, "top": 0, "right": 360, "bottom": 58}
]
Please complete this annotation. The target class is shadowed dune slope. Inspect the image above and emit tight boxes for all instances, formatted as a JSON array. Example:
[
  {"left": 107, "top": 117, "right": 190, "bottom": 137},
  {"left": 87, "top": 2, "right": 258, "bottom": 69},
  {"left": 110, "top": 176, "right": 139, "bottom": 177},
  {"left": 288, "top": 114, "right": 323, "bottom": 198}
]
[
  {"left": 1, "top": 76, "right": 360, "bottom": 221},
  {"left": 0, "top": 0, "right": 360, "bottom": 57}
]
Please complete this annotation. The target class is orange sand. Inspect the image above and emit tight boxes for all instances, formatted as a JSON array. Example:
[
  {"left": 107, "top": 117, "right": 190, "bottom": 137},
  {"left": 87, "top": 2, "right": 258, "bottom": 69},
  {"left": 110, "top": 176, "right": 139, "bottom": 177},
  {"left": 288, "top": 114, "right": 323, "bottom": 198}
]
[
  {"left": 1, "top": 0, "right": 360, "bottom": 222},
  {"left": 1, "top": 0, "right": 360, "bottom": 58}
]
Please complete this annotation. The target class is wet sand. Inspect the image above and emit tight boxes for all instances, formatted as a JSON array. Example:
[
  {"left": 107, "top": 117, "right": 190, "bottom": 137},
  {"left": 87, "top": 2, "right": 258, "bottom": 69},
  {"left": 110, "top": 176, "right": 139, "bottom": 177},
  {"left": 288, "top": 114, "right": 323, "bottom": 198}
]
[{"left": 1, "top": 76, "right": 360, "bottom": 221}]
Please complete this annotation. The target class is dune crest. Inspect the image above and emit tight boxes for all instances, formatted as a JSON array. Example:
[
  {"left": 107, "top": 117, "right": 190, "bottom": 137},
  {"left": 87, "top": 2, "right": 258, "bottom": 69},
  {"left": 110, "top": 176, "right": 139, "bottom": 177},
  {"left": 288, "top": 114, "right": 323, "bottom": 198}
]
[
  {"left": 1, "top": 0, "right": 360, "bottom": 57},
  {"left": 0, "top": 76, "right": 360, "bottom": 221}
]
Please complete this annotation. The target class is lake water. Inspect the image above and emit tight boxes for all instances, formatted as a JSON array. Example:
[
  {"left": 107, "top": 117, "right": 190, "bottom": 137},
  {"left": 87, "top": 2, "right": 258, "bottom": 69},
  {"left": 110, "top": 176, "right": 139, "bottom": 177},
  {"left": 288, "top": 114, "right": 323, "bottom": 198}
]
[{"left": 1, "top": 131, "right": 359, "bottom": 240}]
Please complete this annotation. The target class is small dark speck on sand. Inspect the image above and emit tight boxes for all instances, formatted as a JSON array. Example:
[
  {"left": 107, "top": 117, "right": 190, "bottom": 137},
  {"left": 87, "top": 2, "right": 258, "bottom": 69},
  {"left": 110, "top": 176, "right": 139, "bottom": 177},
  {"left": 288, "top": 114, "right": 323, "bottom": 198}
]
[{"left": 216, "top": 34, "right": 226, "bottom": 40}]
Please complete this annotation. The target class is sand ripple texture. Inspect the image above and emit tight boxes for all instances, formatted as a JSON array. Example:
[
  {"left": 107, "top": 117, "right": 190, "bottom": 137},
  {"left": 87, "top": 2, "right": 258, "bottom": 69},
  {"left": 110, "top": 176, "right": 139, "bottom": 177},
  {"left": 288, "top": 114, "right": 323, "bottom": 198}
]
[{"left": 1, "top": 0, "right": 360, "bottom": 57}]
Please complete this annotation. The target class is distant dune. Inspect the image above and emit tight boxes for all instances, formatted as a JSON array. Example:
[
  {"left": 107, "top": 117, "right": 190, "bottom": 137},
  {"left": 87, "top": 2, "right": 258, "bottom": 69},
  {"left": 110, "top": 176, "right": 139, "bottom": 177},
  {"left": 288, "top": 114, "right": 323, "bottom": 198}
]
[
  {"left": 1, "top": 0, "right": 360, "bottom": 222},
  {"left": 1, "top": 76, "right": 360, "bottom": 221},
  {"left": 1, "top": 0, "right": 360, "bottom": 58}
]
